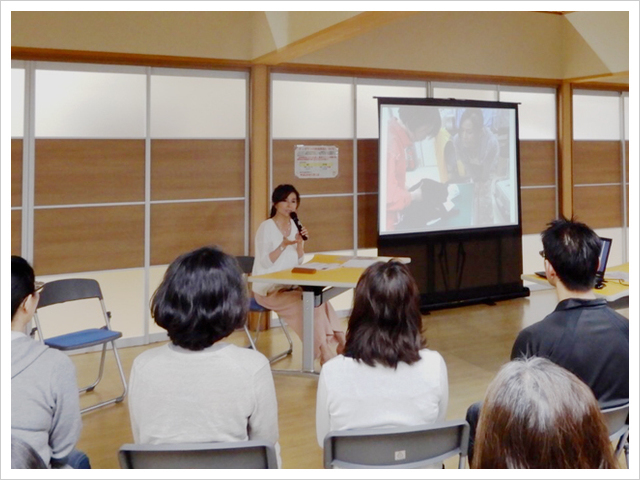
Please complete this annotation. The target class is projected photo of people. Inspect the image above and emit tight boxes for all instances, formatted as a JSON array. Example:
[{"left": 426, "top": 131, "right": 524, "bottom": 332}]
[{"left": 378, "top": 101, "right": 518, "bottom": 236}]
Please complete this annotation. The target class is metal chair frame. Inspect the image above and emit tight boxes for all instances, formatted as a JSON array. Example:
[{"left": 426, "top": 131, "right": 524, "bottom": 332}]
[
  {"left": 33, "top": 278, "right": 127, "bottom": 414},
  {"left": 600, "top": 400, "right": 629, "bottom": 466},
  {"left": 235, "top": 256, "right": 293, "bottom": 364},
  {"left": 323, "top": 420, "right": 470, "bottom": 469},
  {"left": 118, "top": 440, "right": 278, "bottom": 469}
]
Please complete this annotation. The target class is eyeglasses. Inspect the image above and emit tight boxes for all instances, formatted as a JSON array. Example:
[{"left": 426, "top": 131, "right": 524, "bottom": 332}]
[
  {"left": 34, "top": 281, "right": 45, "bottom": 294},
  {"left": 539, "top": 250, "right": 546, "bottom": 259}
]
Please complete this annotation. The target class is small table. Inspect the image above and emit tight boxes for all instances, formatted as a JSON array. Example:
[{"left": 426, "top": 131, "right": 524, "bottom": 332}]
[
  {"left": 249, "top": 254, "right": 410, "bottom": 374},
  {"left": 521, "top": 263, "right": 630, "bottom": 305}
]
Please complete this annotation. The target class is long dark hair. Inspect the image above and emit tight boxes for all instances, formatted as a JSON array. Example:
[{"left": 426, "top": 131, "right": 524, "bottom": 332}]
[
  {"left": 343, "top": 261, "right": 425, "bottom": 368},
  {"left": 472, "top": 357, "right": 618, "bottom": 469},
  {"left": 269, "top": 184, "right": 300, "bottom": 218}
]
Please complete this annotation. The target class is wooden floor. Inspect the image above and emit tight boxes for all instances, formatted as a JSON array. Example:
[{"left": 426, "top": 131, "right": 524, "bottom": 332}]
[{"left": 70, "top": 288, "right": 628, "bottom": 469}]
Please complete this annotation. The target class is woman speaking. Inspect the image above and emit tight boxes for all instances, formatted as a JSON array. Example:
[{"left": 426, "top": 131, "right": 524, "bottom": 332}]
[{"left": 252, "top": 184, "right": 345, "bottom": 365}]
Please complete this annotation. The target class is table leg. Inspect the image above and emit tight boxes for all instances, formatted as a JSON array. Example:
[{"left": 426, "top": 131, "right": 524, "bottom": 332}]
[{"left": 302, "top": 289, "right": 315, "bottom": 373}]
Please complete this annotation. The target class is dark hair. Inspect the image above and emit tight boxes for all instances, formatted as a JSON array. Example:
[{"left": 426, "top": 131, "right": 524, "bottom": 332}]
[
  {"left": 458, "top": 108, "right": 484, "bottom": 133},
  {"left": 398, "top": 105, "right": 441, "bottom": 139},
  {"left": 11, "top": 436, "right": 47, "bottom": 469},
  {"left": 472, "top": 357, "right": 618, "bottom": 469},
  {"left": 151, "top": 246, "right": 248, "bottom": 351},
  {"left": 269, "top": 184, "right": 301, "bottom": 218},
  {"left": 541, "top": 216, "right": 601, "bottom": 291},
  {"left": 11, "top": 256, "right": 36, "bottom": 319},
  {"left": 343, "top": 261, "right": 425, "bottom": 368}
]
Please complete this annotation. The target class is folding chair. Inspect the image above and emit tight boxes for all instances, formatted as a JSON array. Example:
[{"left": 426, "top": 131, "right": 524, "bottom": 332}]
[
  {"left": 118, "top": 440, "right": 278, "bottom": 469},
  {"left": 33, "top": 278, "right": 127, "bottom": 414},
  {"left": 235, "top": 256, "right": 293, "bottom": 363},
  {"left": 323, "top": 420, "right": 470, "bottom": 469},
  {"left": 600, "top": 400, "right": 629, "bottom": 466}
]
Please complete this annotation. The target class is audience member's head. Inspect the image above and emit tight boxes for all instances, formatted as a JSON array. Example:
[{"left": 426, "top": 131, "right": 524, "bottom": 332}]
[
  {"left": 344, "top": 260, "right": 425, "bottom": 368},
  {"left": 541, "top": 216, "right": 601, "bottom": 292},
  {"left": 11, "top": 256, "right": 40, "bottom": 327},
  {"left": 472, "top": 357, "right": 617, "bottom": 469},
  {"left": 11, "top": 436, "right": 47, "bottom": 469},
  {"left": 151, "top": 246, "right": 247, "bottom": 351}
]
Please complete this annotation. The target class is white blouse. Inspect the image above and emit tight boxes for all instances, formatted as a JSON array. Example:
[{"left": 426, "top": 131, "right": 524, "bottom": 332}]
[{"left": 251, "top": 218, "right": 303, "bottom": 296}]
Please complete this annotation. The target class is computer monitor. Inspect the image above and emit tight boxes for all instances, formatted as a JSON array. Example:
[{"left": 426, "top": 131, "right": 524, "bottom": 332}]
[{"left": 595, "top": 237, "right": 612, "bottom": 288}]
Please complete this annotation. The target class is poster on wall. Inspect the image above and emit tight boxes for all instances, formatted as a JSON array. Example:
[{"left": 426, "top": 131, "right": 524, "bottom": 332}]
[{"left": 294, "top": 145, "right": 339, "bottom": 178}]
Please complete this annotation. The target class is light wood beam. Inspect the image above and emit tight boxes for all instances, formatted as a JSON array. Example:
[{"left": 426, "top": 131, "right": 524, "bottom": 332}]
[
  {"left": 250, "top": 64, "right": 270, "bottom": 255},
  {"left": 558, "top": 81, "right": 573, "bottom": 217},
  {"left": 252, "top": 11, "right": 418, "bottom": 66}
]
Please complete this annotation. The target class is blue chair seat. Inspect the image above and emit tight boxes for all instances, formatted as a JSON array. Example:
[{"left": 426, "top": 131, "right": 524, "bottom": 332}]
[
  {"left": 45, "top": 328, "right": 122, "bottom": 351},
  {"left": 249, "top": 298, "right": 269, "bottom": 312}
]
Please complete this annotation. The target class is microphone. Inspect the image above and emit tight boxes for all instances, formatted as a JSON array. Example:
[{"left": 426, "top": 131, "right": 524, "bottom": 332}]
[{"left": 290, "top": 212, "right": 308, "bottom": 241}]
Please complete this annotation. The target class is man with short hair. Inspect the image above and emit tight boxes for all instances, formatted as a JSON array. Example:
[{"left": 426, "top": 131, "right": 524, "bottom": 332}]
[
  {"left": 511, "top": 216, "right": 629, "bottom": 402},
  {"left": 467, "top": 217, "right": 629, "bottom": 461},
  {"left": 11, "top": 256, "right": 83, "bottom": 468}
]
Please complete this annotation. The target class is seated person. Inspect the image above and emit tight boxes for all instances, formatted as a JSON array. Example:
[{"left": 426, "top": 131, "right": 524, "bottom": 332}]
[
  {"left": 466, "top": 216, "right": 629, "bottom": 460},
  {"left": 11, "top": 256, "right": 83, "bottom": 468},
  {"left": 472, "top": 357, "right": 618, "bottom": 469},
  {"left": 128, "top": 246, "right": 281, "bottom": 466},
  {"left": 316, "top": 261, "right": 448, "bottom": 466}
]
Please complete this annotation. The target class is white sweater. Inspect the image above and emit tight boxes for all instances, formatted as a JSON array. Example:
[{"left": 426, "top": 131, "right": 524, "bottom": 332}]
[
  {"left": 252, "top": 218, "right": 303, "bottom": 296},
  {"left": 316, "top": 349, "right": 448, "bottom": 447},
  {"left": 128, "top": 342, "right": 281, "bottom": 466}
]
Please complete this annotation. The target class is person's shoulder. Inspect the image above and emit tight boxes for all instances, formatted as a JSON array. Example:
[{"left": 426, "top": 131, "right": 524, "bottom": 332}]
[
  {"left": 418, "top": 348, "right": 445, "bottom": 363},
  {"left": 131, "top": 343, "right": 170, "bottom": 369},
  {"left": 221, "top": 344, "right": 271, "bottom": 371}
]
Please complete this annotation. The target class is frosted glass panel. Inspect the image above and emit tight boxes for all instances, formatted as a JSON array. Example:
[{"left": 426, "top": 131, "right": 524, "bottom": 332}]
[
  {"left": 272, "top": 78, "right": 353, "bottom": 139},
  {"left": 573, "top": 93, "right": 620, "bottom": 140},
  {"left": 500, "top": 90, "right": 556, "bottom": 140},
  {"left": 356, "top": 83, "right": 427, "bottom": 138},
  {"left": 151, "top": 75, "right": 247, "bottom": 138},
  {"left": 12, "top": 69, "right": 25, "bottom": 137},
  {"left": 35, "top": 70, "right": 146, "bottom": 138},
  {"left": 624, "top": 95, "right": 629, "bottom": 141},
  {"left": 433, "top": 86, "right": 497, "bottom": 102}
]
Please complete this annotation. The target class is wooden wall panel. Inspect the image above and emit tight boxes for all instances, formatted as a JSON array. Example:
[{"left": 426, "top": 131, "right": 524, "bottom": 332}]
[
  {"left": 625, "top": 141, "right": 629, "bottom": 181},
  {"left": 35, "top": 139, "right": 145, "bottom": 205},
  {"left": 357, "top": 139, "right": 379, "bottom": 193},
  {"left": 296, "top": 196, "right": 353, "bottom": 253},
  {"left": 519, "top": 140, "right": 555, "bottom": 187},
  {"left": 34, "top": 206, "right": 144, "bottom": 275},
  {"left": 12, "top": 210, "right": 22, "bottom": 256},
  {"left": 573, "top": 141, "right": 621, "bottom": 185},
  {"left": 357, "top": 194, "right": 378, "bottom": 249},
  {"left": 151, "top": 201, "right": 244, "bottom": 266},
  {"left": 272, "top": 140, "right": 353, "bottom": 195},
  {"left": 151, "top": 139, "right": 245, "bottom": 201},
  {"left": 573, "top": 185, "right": 623, "bottom": 228},
  {"left": 12, "top": 139, "right": 23, "bottom": 206},
  {"left": 520, "top": 187, "right": 556, "bottom": 235}
]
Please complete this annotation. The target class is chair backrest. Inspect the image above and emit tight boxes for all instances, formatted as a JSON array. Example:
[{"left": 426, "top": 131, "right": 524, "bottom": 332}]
[
  {"left": 235, "top": 256, "right": 255, "bottom": 275},
  {"left": 600, "top": 401, "right": 629, "bottom": 447},
  {"left": 118, "top": 440, "right": 278, "bottom": 469},
  {"left": 38, "top": 278, "right": 103, "bottom": 308},
  {"left": 323, "top": 420, "right": 470, "bottom": 469}
]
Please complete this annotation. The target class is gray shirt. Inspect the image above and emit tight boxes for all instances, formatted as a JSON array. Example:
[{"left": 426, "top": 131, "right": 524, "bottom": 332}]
[{"left": 11, "top": 332, "right": 82, "bottom": 466}]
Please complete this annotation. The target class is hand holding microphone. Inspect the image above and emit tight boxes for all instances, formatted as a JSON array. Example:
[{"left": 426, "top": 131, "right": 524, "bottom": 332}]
[{"left": 290, "top": 212, "right": 308, "bottom": 241}]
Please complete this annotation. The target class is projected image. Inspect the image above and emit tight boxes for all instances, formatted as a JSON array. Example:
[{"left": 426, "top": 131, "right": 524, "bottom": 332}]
[{"left": 379, "top": 101, "right": 519, "bottom": 235}]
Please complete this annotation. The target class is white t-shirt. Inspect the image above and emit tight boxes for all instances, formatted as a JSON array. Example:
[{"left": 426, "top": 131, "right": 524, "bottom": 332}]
[
  {"left": 252, "top": 218, "right": 303, "bottom": 296},
  {"left": 128, "top": 342, "right": 281, "bottom": 466},
  {"left": 316, "top": 349, "right": 448, "bottom": 447}
]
